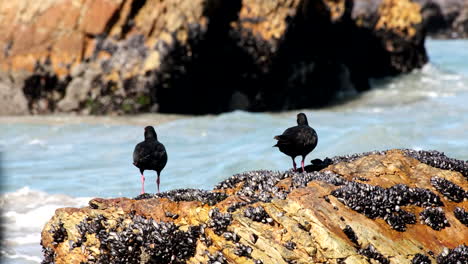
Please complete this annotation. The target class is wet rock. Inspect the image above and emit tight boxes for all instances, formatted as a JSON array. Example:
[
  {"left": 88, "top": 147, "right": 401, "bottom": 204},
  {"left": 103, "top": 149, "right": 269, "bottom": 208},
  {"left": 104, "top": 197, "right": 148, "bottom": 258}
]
[
  {"left": 420, "top": 207, "right": 450, "bottom": 231},
  {"left": 41, "top": 149, "right": 468, "bottom": 264}
]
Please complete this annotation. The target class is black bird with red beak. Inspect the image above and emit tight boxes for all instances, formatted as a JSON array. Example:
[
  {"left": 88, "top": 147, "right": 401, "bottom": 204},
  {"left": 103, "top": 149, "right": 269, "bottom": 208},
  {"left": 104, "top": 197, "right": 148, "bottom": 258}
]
[
  {"left": 133, "top": 126, "right": 168, "bottom": 194},
  {"left": 274, "top": 113, "right": 318, "bottom": 172}
]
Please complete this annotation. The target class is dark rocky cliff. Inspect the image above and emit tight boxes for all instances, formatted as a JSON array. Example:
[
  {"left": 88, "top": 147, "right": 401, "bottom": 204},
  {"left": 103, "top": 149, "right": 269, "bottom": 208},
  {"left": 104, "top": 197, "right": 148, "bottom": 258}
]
[{"left": 0, "top": 0, "right": 434, "bottom": 115}]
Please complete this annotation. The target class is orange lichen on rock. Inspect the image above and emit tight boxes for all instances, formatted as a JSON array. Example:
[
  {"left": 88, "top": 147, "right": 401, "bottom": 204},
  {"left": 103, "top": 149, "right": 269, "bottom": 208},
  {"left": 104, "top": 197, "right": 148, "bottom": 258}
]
[
  {"left": 375, "top": 0, "right": 423, "bottom": 37},
  {"left": 323, "top": 0, "right": 347, "bottom": 22},
  {"left": 0, "top": 0, "right": 123, "bottom": 74},
  {"left": 232, "top": 0, "right": 301, "bottom": 41}
]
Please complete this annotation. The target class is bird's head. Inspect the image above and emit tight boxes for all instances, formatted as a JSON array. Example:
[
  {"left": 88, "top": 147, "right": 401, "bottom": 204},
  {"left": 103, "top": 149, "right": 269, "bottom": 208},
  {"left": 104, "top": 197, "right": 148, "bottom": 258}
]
[
  {"left": 297, "top": 113, "right": 308, "bottom": 126},
  {"left": 144, "top": 126, "right": 158, "bottom": 140}
]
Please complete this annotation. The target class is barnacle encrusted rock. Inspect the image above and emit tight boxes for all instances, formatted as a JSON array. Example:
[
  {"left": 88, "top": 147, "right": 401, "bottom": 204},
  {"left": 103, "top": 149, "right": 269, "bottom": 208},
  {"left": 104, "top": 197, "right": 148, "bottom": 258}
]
[
  {"left": 41, "top": 149, "right": 468, "bottom": 263},
  {"left": 1, "top": 0, "right": 429, "bottom": 115}
]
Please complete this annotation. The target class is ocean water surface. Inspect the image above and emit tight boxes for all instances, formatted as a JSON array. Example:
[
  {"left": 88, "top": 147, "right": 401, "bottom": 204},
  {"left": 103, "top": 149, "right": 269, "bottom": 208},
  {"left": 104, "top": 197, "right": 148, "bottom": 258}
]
[{"left": 1, "top": 39, "right": 468, "bottom": 263}]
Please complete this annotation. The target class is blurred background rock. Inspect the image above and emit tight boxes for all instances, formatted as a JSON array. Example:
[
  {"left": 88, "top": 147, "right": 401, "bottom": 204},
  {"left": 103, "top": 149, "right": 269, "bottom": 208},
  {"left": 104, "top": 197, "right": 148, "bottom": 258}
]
[{"left": 1, "top": 0, "right": 464, "bottom": 115}]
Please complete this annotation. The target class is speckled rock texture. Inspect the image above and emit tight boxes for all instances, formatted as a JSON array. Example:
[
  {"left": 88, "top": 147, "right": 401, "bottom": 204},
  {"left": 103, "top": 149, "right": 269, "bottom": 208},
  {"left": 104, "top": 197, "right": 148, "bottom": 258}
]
[
  {"left": 1, "top": 0, "right": 428, "bottom": 115},
  {"left": 41, "top": 149, "right": 467, "bottom": 263}
]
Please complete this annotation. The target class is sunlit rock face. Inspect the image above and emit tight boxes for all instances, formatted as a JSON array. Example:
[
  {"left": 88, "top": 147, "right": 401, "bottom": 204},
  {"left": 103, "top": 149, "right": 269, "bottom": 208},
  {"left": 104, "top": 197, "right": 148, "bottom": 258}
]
[
  {"left": 41, "top": 149, "right": 467, "bottom": 263},
  {"left": 0, "top": 0, "right": 430, "bottom": 115}
]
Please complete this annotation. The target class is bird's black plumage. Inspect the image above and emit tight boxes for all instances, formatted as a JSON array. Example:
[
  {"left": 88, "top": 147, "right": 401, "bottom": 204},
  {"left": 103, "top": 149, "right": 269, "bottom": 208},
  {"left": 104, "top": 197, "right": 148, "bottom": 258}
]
[
  {"left": 274, "top": 113, "right": 318, "bottom": 172},
  {"left": 133, "top": 126, "right": 167, "bottom": 194}
]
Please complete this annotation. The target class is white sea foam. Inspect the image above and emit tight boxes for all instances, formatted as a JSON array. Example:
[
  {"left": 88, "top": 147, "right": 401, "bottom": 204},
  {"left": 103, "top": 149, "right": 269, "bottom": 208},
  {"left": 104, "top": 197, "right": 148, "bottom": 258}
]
[
  {"left": 1, "top": 187, "right": 91, "bottom": 264},
  {"left": 27, "top": 139, "right": 46, "bottom": 146},
  {"left": 9, "top": 234, "right": 41, "bottom": 246},
  {"left": 1, "top": 250, "right": 42, "bottom": 263}
]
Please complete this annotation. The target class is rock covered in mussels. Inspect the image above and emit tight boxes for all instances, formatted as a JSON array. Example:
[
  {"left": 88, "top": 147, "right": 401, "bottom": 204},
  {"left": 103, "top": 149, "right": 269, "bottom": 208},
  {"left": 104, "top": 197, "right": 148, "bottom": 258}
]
[
  {"left": 41, "top": 149, "right": 468, "bottom": 263},
  {"left": 454, "top": 207, "right": 468, "bottom": 227},
  {"left": 419, "top": 207, "right": 450, "bottom": 230},
  {"left": 0, "top": 0, "right": 430, "bottom": 115},
  {"left": 431, "top": 176, "right": 467, "bottom": 202},
  {"left": 137, "top": 188, "right": 228, "bottom": 206},
  {"left": 436, "top": 245, "right": 468, "bottom": 264}
]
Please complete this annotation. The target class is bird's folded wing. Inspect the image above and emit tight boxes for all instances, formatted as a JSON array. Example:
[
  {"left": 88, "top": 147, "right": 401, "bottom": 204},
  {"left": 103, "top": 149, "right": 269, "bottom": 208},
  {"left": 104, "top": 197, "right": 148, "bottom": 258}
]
[{"left": 133, "top": 144, "right": 152, "bottom": 164}]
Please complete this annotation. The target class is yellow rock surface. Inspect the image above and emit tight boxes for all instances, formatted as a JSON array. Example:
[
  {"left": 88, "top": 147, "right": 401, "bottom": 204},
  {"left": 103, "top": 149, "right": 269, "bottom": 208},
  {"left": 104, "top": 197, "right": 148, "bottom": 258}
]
[{"left": 41, "top": 150, "right": 468, "bottom": 263}]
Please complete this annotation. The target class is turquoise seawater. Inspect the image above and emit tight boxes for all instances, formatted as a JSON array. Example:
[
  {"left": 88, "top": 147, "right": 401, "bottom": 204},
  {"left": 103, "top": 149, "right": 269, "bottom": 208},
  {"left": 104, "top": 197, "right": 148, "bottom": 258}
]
[{"left": 1, "top": 39, "right": 468, "bottom": 263}]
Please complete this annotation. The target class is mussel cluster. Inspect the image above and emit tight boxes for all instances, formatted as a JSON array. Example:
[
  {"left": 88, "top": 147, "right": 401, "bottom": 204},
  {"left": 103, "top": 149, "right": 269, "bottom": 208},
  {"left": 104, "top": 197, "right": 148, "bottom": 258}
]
[
  {"left": 234, "top": 242, "right": 252, "bottom": 257},
  {"left": 215, "top": 170, "right": 290, "bottom": 202},
  {"left": 284, "top": 241, "right": 297, "bottom": 250},
  {"left": 420, "top": 207, "right": 450, "bottom": 231},
  {"left": 358, "top": 244, "right": 390, "bottom": 264},
  {"left": 207, "top": 251, "right": 227, "bottom": 264},
  {"left": 49, "top": 221, "right": 67, "bottom": 245},
  {"left": 411, "top": 253, "right": 431, "bottom": 264},
  {"left": 208, "top": 208, "right": 232, "bottom": 235},
  {"left": 431, "top": 177, "right": 467, "bottom": 202},
  {"left": 331, "top": 150, "right": 387, "bottom": 164},
  {"left": 403, "top": 149, "right": 468, "bottom": 179},
  {"left": 342, "top": 225, "right": 359, "bottom": 246},
  {"left": 75, "top": 213, "right": 200, "bottom": 263},
  {"left": 227, "top": 201, "right": 249, "bottom": 213},
  {"left": 454, "top": 207, "right": 468, "bottom": 227},
  {"left": 136, "top": 188, "right": 228, "bottom": 205},
  {"left": 291, "top": 170, "right": 345, "bottom": 188},
  {"left": 437, "top": 245, "right": 468, "bottom": 264},
  {"left": 332, "top": 182, "right": 443, "bottom": 231},
  {"left": 243, "top": 206, "right": 273, "bottom": 224}
]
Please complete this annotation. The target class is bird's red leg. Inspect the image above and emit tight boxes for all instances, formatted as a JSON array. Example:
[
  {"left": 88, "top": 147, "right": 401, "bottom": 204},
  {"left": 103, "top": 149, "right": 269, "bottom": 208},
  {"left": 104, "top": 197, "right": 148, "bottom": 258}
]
[
  {"left": 301, "top": 157, "right": 305, "bottom": 173},
  {"left": 157, "top": 172, "right": 160, "bottom": 193},
  {"left": 140, "top": 173, "right": 145, "bottom": 194},
  {"left": 292, "top": 158, "right": 297, "bottom": 172}
]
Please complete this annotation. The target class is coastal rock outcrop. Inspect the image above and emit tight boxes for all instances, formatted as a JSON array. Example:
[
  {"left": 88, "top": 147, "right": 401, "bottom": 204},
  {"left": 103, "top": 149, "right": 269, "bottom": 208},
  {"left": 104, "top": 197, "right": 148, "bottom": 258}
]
[
  {"left": 1, "top": 0, "right": 429, "bottom": 115},
  {"left": 41, "top": 149, "right": 468, "bottom": 263},
  {"left": 415, "top": 0, "right": 468, "bottom": 38}
]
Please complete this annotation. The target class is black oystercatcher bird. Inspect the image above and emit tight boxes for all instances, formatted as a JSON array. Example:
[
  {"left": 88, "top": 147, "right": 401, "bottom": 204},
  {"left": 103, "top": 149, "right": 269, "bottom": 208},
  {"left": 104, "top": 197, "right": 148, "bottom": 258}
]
[
  {"left": 273, "top": 113, "right": 318, "bottom": 172},
  {"left": 133, "top": 126, "right": 168, "bottom": 194}
]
